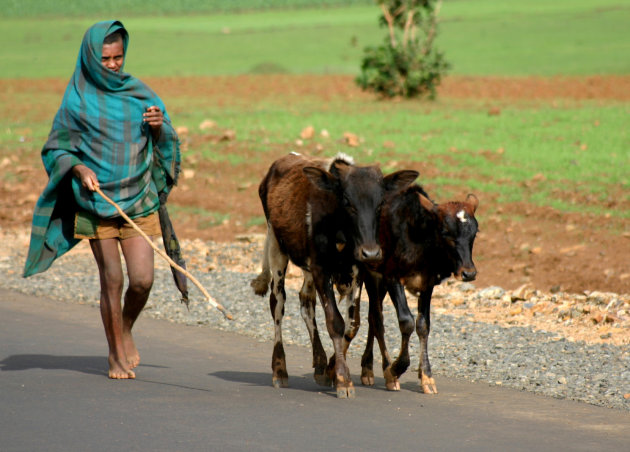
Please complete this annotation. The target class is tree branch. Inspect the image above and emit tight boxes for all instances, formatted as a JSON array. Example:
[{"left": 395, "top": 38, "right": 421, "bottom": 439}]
[
  {"left": 380, "top": 3, "right": 397, "bottom": 48},
  {"left": 421, "top": 0, "right": 442, "bottom": 56},
  {"left": 403, "top": 9, "right": 415, "bottom": 49}
]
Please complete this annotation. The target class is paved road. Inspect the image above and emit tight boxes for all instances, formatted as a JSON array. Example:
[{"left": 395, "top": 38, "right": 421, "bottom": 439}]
[{"left": 1, "top": 288, "right": 628, "bottom": 452}]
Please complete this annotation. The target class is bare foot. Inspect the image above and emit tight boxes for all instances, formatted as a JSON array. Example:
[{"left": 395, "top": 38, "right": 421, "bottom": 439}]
[
  {"left": 122, "top": 331, "right": 140, "bottom": 369},
  {"left": 108, "top": 355, "right": 136, "bottom": 379}
]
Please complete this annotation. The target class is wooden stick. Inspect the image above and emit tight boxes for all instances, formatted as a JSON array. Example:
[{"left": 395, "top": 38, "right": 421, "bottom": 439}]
[{"left": 94, "top": 187, "right": 233, "bottom": 320}]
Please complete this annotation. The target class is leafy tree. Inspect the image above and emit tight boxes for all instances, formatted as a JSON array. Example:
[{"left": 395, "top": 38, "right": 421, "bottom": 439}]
[{"left": 356, "top": 0, "right": 449, "bottom": 99}]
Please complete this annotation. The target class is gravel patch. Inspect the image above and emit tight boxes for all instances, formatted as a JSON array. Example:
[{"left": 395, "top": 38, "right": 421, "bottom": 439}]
[{"left": 1, "top": 234, "right": 628, "bottom": 411}]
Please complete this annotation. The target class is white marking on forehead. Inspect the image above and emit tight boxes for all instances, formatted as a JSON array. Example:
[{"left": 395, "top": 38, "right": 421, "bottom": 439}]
[
  {"left": 290, "top": 151, "right": 301, "bottom": 156},
  {"left": 456, "top": 210, "right": 468, "bottom": 223}
]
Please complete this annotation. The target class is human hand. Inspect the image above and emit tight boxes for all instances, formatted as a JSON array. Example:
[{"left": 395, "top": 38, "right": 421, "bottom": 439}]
[
  {"left": 72, "top": 164, "right": 99, "bottom": 191},
  {"left": 143, "top": 106, "right": 163, "bottom": 132}
]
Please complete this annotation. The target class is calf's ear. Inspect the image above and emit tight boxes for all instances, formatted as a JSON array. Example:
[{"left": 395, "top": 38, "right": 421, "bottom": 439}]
[
  {"left": 383, "top": 170, "right": 419, "bottom": 192},
  {"left": 465, "top": 194, "right": 479, "bottom": 213},
  {"left": 303, "top": 166, "right": 337, "bottom": 192}
]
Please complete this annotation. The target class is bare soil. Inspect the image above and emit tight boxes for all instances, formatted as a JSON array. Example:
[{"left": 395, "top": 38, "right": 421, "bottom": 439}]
[{"left": 1, "top": 75, "right": 629, "bottom": 297}]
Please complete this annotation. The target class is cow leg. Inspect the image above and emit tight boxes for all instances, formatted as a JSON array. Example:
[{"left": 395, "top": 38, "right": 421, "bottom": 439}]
[
  {"left": 416, "top": 286, "right": 438, "bottom": 394},
  {"left": 342, "top": 270, "right": 362, "bottom": 357},
  {"left": 360, "top": 321, "right": 376, "bottom": 386},
  {"left": 314, "top": 272, "right": 355, "bottom": 399},
  {"left": 332, "top": 267, "right": 362, "bottom": 359},
  {"left": 387, "top": 280, "right": 415, "bottom": 380},
  {"left": 363, "top": 273, "right": 399, "bottom": 390},
  {"left": 327, "top": 268, "right": 362, "bottom": 377},
  {"left": 268, "top": 230, "right": 289, "bottom": 388},
  {"left": 359, "top": 272, "right": 378, "bottom": 386},
  {"left": 299, "top": 271, "right": 331, "bottom": 387}
]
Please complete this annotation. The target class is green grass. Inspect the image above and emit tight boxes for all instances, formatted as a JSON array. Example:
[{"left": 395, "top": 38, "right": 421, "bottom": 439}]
[
  {"left": 1, "top": 0, "right": 629, "bottom": 78},
  {"left": 440, "top": 1, "right": 630, "bottom": 75},
  {"left": 0, "top": 0, "right": 373, "bottom": 17}
]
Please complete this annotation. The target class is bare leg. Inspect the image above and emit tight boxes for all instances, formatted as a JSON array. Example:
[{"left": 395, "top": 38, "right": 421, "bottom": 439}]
[
  {"left": 119, "top": 235, "right": 154, "bottom": 369},
  {"left": 90, "top": 238, "right": 134, "bottom": 379}
]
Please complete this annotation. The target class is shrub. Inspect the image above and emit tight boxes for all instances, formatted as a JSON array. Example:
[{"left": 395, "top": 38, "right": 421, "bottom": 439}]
[{"left": 356, "top": 0, "right": 450, "bottom": 99}]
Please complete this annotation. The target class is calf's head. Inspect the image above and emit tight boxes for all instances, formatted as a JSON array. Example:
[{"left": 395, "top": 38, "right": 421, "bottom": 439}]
[
  {"left": 305, "top": 161, "right": 418, "bottom": 265},
  {"left": 421, "top": 193, "right": 479, "bottom": 282}
]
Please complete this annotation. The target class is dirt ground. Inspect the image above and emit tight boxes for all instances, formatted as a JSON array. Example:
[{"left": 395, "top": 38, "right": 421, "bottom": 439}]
[{"left": 1, "top": 75, "right": 629, "bottom": 296}]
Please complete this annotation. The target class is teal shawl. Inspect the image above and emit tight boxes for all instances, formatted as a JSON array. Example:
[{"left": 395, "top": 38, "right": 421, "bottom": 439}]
[{"left": 23, "top": 20, "right": 180, "bottom": 277}]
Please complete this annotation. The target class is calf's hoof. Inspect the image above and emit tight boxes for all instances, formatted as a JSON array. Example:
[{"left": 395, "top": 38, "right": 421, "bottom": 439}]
[
  {"left": 360, "top": 368, "right": 375, "bottom": 386},
  {"left": 335, "top": 377, "right": 356, "bottom": 399},
  {"left": 272, "top": 376, "right": 289, "bottom": 388},
  {"left": 384, "top": 367, "right": 400, "bottom": 391},
  {"left": 420, "top": 374, "right": 438, "bottom": 394}
]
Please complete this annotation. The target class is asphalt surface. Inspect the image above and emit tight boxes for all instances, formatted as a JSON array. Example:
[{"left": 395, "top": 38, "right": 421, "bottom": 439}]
[{"left": 1, "top": 288, "right": 628, "bottom": 452}]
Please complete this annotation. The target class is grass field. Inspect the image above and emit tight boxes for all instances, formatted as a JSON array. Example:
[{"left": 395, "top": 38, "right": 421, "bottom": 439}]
[
  {"left": 0, "top": 1, "right": 628, "bottom": 221},
  {"left": 0, "top": 0, "right": 374, "bottom": 17},
  {"left": 1, "top": 1, "right": 629, "bottom": 78}
]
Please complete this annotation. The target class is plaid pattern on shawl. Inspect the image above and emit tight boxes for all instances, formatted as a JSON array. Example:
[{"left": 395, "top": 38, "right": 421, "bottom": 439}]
[{"left": 23, "top": 20, "right": 180, "bottom": 277}]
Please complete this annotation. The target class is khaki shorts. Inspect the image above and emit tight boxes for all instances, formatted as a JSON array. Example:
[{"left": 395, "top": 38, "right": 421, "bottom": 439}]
[{"left": 74, "top": 210, "right": 161, "bottom": 240}]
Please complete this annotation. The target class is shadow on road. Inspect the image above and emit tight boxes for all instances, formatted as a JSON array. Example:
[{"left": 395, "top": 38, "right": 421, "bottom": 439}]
[
  {"left": 0, "top": 354, "right": 168, "bottom": 377},
  {"left": 0, "top": 354, "right": 108, "bottom": 376},
  {"left": 209, "top": 370, "right": 273, "bottom": 386},
  {"left": 210, "top": 370, "right": 398, "bottom": 399}
]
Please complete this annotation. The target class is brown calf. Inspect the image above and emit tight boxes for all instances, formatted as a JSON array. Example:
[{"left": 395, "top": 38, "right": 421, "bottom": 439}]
[
  {"left": 360, "top": 186, "right": 479, "bottom": 394},
  {"left": 251, "top": 152, "right": 417, "bottom": 398}
]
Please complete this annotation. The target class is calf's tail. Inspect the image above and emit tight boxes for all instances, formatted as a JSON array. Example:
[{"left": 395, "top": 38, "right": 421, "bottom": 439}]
[{"left": 250, "top": 228, "right": 271, "bottom": 296}]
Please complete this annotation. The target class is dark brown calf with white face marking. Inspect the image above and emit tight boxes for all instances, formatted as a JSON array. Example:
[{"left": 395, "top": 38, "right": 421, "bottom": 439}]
[
  {"left": 250, "top": 153, "right": 417, "bottom": 398},
  {"left": 360, "top": 186, "right": 479, "bottom": 394}
]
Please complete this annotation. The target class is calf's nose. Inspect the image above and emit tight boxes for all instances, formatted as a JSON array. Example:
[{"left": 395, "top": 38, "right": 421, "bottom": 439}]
[
  {"left": 462, "top": 269, "right": 477, "bottom": 282},
  {"left": 360, "top": 246, "right": 382, "bottom": 263}
]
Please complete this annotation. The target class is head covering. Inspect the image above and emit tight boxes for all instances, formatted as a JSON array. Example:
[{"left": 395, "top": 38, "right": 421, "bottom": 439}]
[{"left": 24, "top": 20, "right": 180, "bottom": 277}]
